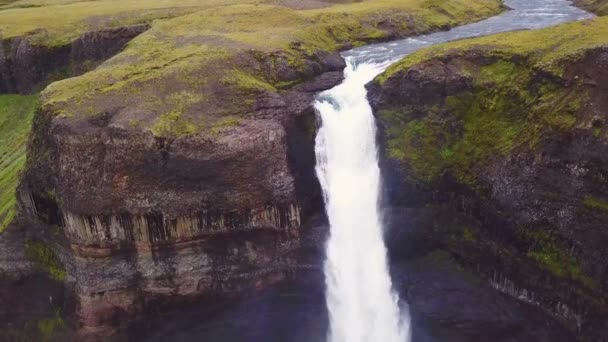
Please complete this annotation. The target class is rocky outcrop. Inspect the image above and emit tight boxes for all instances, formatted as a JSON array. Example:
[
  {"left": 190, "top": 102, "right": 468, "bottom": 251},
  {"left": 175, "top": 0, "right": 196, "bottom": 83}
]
[
  {"left": 0, "top": 24, "right": 148, "bottom": 94},
  {"left": 19, "top": 63, "right": 342, "bottom": 335},
  {"left": 370, "top": 18, "right": 608, "bottom": 341}
]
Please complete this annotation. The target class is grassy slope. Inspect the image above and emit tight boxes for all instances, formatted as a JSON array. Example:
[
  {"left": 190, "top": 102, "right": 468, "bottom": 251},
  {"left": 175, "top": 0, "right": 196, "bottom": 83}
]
[
  {"left": 0, "top": 95, "right": 37, "bottom": 232},
  {"left": 0, "top": 0, "right": 269, "bottom": 46},
  {"left": 0, "top": 0, "right": 504, "bottom": 46},
  {"left": 37, "top": 0, "right": 503, "bottom": 135}
]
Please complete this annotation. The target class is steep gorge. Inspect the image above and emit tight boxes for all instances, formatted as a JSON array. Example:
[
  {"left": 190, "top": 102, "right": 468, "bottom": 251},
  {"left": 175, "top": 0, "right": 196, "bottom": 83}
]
[{"left": 2, "top": 0, "right": 607, "bottom": 339}]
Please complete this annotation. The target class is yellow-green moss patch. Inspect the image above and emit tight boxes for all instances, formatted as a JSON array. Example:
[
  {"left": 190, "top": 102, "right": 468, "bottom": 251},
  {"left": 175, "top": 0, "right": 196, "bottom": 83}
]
[
  {"left": 522, "top": 229, "right": 597, "bottom": 288},
  {"left": 583, "top": 195, "right": 608, "bottom": 211},
  {"left": 25, "top": 239, "right": 66, "bottom": 281}
]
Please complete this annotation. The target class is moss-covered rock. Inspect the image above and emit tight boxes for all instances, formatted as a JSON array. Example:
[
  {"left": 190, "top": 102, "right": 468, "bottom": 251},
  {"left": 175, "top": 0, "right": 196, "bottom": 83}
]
[
  {"left": 25, "top": 238, "right": 66, "bottom": 281},
  {"left": 371, "top": 17, "right": 608, "bottom": 340}
]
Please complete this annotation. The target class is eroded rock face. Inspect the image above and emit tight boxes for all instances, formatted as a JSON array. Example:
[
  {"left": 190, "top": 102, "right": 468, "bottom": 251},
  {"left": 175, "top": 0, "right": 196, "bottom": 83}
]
[
  {"left": 370, "top": 46, "right": 608, "bottom": 340},
  {"left": 0, "top": 24, "right": 149, "bottom": 94},
  {"left": 17, "top": 58, "right": 343, "bottom": 335}
]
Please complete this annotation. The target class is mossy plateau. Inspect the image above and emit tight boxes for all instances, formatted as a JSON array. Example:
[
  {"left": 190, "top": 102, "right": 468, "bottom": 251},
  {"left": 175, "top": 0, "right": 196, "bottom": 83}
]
[
  {"left": 0, "top": 94, "right": 38, "bottom": 232},
  {"left": 378, "top": 17, "right": 608, "bottom": 84},
  {"left": 34, "top": 0, "right": 503, "bottom": 138},
  {"left": 377, "top": 17, "right": 608, "bottom": 186}
]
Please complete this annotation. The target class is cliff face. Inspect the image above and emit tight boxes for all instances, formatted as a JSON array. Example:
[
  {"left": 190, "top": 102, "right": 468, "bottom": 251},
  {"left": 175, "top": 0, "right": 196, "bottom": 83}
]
[
  {"left": 370, "top": 17, "right": 608, "bottom": 340},
  {"left": 0, "top": 0, "right": 506, "bottom": 336},
  {"left": 20, "top": 59, "right": 339, "bottom": 336}
]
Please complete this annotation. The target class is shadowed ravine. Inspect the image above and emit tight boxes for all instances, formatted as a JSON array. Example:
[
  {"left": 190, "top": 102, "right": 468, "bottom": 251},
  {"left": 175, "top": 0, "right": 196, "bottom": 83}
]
[{"left": 143, "top": 0, "right": 594, "bottom": 340}]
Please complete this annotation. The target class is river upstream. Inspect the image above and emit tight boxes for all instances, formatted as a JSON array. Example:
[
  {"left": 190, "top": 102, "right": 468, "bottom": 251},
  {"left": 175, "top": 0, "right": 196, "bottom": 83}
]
[{"left": 144, "top": 1, "right": 593, "bottom": 341}]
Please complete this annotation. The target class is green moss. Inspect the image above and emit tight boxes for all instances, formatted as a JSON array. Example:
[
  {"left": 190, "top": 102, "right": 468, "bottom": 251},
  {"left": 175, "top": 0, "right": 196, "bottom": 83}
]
[
  {"left": 37, "top": 0, "right": 503, "bottom": 130},
  {"left": 25, "top": 239, "right": 66, "bottom": 281},
  {"left": 379, "top": 17, "right": 608, "bottom": 83},
  {"left": 151, "top": 110, "right": 198, "bottom": 137},
  {"left": 522, "top": 229, "right": 597, "bottom": 288},
  {"left": 379, "top": 61, "right": 547, "bottom": 185},
  {"left": 583, "top": 195, "right": 608, "bottom": 211},
  {"left": 210, "top": 116, "right": 241, "bottom": 135},
  {"left": 0, "top": 94, "right": 38, "bottom": 233},
  {"left": 223, "top": 69, "right": 276, "bottom": 93},
  {"left": 37, "top": 310, "right": 66, "bottom": 341},
  {"left": 462, "top": 227, "right": 477, "bottom": 242}
]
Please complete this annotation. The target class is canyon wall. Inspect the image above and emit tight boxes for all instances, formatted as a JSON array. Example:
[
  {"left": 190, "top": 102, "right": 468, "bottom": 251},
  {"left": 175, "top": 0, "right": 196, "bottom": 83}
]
[{"left": 370, "top": 17, "right": 608, "bottom": 340}]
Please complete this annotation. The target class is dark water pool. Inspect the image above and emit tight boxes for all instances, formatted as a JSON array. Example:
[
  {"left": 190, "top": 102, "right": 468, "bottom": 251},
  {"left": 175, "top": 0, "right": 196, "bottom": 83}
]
[{"left": 142, "top": 253, "right": 574, "bottom": 342}]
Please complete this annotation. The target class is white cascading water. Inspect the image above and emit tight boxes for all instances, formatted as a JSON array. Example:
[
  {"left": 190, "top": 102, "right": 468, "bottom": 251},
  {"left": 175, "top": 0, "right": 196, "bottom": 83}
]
[
  {"left": 313, "top": 2, "right": 592, "bottom": 341},
  {"left": 315, "top": 58, "right": 409, "bottom": 342}
]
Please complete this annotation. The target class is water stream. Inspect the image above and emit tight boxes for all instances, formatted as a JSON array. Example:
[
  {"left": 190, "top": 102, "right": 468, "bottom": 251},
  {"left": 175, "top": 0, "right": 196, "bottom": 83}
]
[{"left": 314, "top": 1, "right": 592, "bottom": 341}]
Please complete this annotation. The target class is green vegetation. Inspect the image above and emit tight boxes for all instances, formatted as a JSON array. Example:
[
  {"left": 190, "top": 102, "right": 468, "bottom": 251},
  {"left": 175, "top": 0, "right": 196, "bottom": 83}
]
[
  {"left": 32, "top": 0, "right": 503, "bottom": 138},
  {"left": 0, "top": 0, "right": 266, "bottom": 46},
  {"left": 25, "top": 239, "right": 66, "bottom": 281},
  {"left": 36, "top": 310, "right": 66, "bottom": 341},
  {"left": 522, "top": 229, "right": 596, "bottom": 288},
  {"left": 150, "top": 110, "right": 198, "bottom": 138},
  {"left": 378, "top": 17, "right": 608, "bottom": 185},
  {"left": 11, "top": 309, "right": 68, "bottom": 342},
  {"left": 0, "top": 94, "right": 38, "bottom": 232},
  {"left": 379, "top": 17, "right": 608, "bottom": 83},
  {"left": 583, "top": 195, "right": 608, "bottom": 211},
  {"left": 223, "top": 69, "right": 277, "bottom": 93},
  {"left": 210, "top": 116, "right": 241, "bottom": 135}
]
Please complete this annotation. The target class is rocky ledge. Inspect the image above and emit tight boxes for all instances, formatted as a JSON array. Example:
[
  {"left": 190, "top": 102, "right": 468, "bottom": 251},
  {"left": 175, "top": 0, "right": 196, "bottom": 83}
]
[{"left": 369, "top": 16, "right": 608, "bottom": 341}]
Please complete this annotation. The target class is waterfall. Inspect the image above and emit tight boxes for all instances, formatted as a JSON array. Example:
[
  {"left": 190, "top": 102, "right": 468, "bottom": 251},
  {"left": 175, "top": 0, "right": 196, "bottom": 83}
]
[{"left": 314, "top": 58, "right": 409, "bottom": 342}]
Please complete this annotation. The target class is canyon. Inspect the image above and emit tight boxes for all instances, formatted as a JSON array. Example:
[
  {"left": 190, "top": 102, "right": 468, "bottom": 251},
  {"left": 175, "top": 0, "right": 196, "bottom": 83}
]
[{"left": 0, "top": 0, "right": 606, "bottom": 340}]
